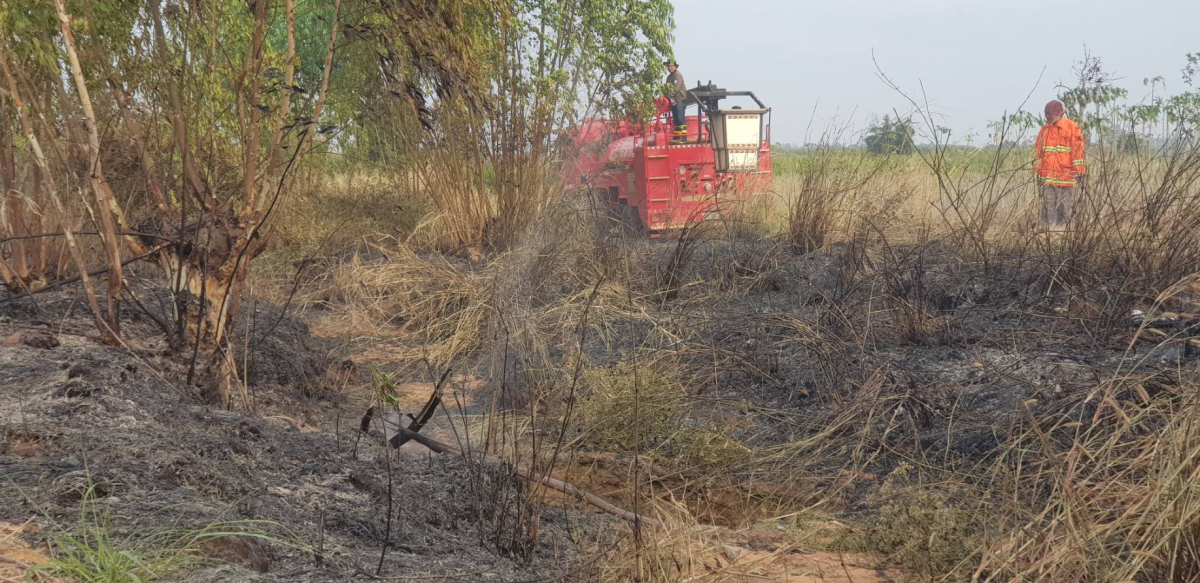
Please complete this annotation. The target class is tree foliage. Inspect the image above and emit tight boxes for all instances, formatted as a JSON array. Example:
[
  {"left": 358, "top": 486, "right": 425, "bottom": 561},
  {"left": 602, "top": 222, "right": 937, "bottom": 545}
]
[
  {"left": 364, "top": 0, "right": 674, "bottom": 249},
  {"left": 0, "top": 0, "right": 672, "bottom": 395},
  {"left": 999, "top": 52, "right": 1200, "bottom": 145},
  {"left": 865, "top": 115, "right": 915, "bottom": 155},
  {"left": 1124, "top": 54, "right": 1200, "bottom": 136}
]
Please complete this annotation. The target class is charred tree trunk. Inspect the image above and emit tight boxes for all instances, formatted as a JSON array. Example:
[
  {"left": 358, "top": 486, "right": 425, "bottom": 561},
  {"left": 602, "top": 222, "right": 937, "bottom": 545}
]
[
  {"left": 164, "top": 213, "right": 262, "bottom": 346},
  {"left": 136, "top": 207, "right": 264, "bottom": 404}
]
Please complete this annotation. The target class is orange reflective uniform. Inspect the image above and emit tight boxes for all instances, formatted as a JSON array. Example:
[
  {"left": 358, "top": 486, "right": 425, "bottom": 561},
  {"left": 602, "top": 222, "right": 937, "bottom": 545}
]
[{"left": 1034, "top": 117, "right": 1086, "bottom": 187}]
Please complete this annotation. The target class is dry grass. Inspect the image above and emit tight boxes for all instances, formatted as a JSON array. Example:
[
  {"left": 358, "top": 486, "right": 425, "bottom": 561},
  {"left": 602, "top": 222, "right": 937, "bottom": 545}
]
[
  {"left": 589, "top": 505, "right": 710, "bottom": 583},
  {"left": 575, "top": 361, "right": 689, "bottom": 452},
  {"left": 264, "top": 171, "right": 428, "bottom": 260},
  {"left": 834, "top": 464, "right": 986, "bottom": 580},
  {"left": 244, "top": 123, "right": 1200, "bottom": 582}
]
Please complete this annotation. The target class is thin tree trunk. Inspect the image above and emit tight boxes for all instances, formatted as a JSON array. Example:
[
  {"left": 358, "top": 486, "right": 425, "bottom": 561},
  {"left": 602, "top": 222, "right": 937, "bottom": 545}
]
[
  {"left": 55, "top": 0, "right": 123, "bottom": 344},
  {"left": 81, "top": 0, "right": 172, "bottom": 222},
  {"left": 0, "top": 47, "right": 110, "bottom": 342},
  {"left": 112, "top": 86, "right": 172, "bottom": 217},
  {"left": 253, "top": 0, "right": 298, "bottom": 213},
  {"left": 269, "top": 0, "right": 341, "bottom": 214},
  {"left": 240, "top": 0, "right": 271, "bottom": 213},
  {"left": 32, "top": 169, "right": 47, "bottom": 276},
  {"left": 4, "top": 198, "right": 28, "bottom": 282},
  {"left": 0, "top": 116, "right": 26, "bottom": 285},
  {"left": 148, "top": 0, "right": 213, "bottom": 211}
]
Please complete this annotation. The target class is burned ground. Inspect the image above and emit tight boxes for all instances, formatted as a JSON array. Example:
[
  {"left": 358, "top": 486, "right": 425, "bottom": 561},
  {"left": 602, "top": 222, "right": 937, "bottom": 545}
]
[
  {"left": 2, "top": 228, "right": 1199, "bottom": 581},
  {"left": 0, "top": 292, "right": 602, "bottom": 582}
]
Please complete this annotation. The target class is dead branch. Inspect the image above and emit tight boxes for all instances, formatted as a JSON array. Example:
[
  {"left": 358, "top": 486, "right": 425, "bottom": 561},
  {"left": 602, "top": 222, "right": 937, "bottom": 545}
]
[
  {"left": 0, "top": 245, "right": 167, "bottom": 307},
  {"left": 388, "top": 426, "right": 665, "bottom": 529},
  {"left": 393, "top": 368, "right": 451, "bottom": 448}
]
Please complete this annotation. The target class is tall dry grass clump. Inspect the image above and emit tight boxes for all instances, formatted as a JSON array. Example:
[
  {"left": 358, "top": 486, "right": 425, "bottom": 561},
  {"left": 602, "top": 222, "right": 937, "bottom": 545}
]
[
  {"left": 311, "top": 201, "right": 658, "bottom": 371},
  {"left": 779, "top": 147, "right": 886, "bottom": 254},
  {"left": 576, "top": 360, "right": 688, "bottom": 452},
  {"left": 267, "top": 171, "right": 429, "bottom": 259},
  {"left": 317, "top": 246, "right": 494, "bottom": 362},
  {"left": 1040, "top": 138, "right": 1200, "bottom": 331},
  {"left": 972, "top": 380, "right": 1200, "bottom": 580},
  {"left": 589, "top": 509, "right": 712, "bottom": 583},
  {"left": 964, "top": 275, "right": 1200, "bottom": 581}
]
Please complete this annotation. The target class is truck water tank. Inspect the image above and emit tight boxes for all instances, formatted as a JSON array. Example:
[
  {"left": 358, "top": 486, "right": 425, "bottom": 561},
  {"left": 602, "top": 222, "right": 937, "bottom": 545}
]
[{"left": 604, "top": 136, "right": 640, "bottom": 165}]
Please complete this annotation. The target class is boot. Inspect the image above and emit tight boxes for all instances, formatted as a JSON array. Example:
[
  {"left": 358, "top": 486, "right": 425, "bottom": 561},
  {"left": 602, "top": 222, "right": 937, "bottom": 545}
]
[{"left": 672, "top": 126, "right": 687, "bottom": 144}]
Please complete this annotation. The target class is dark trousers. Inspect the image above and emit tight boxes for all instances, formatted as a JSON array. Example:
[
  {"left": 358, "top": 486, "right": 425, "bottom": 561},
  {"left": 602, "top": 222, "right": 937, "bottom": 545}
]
[
  {"left": 1039, "top": 185, "right": 1075, "bottom": 228},
  {"left": 670, "top": 101, "right": 686, "bottom": 132}
]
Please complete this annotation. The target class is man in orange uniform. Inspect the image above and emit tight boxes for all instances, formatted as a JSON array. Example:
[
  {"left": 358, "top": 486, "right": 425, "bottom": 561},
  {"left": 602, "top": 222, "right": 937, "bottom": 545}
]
[{"left": 1034, "top": 100, "right": 1087, "bottom": 230}]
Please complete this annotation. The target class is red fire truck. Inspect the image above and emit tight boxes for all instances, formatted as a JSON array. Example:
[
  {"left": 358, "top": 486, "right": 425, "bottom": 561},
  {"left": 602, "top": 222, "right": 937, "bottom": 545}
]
[{"left": 564, "top": 84, "right": 772, "bottom": 235}]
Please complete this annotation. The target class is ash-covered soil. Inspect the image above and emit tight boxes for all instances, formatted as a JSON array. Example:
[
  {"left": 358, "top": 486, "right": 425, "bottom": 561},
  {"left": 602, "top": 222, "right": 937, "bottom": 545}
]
[
  {"left": 515, "top": 231, "right": 1200, "bottom": 509},
  {"left": 660, "top": 236, "right": 1200, "bottom": 488},
  {"left": 0, "top": 293, "right": 600, "bottom": 582},
  {"left": 4, "top": 232, "right": 1199, "bottom": 581}
]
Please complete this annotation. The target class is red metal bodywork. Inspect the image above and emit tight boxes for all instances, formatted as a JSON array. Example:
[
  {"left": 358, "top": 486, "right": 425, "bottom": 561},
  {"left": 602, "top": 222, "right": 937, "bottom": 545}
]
[{"left": 564, "top": 97, "right": 771, "bottom": 234}]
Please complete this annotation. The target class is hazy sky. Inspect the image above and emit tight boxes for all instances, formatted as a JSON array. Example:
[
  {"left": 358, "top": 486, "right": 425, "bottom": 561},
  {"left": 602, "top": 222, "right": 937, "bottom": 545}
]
[{"left": 673, "top": 0, "right": 1199, "bottom": 145}]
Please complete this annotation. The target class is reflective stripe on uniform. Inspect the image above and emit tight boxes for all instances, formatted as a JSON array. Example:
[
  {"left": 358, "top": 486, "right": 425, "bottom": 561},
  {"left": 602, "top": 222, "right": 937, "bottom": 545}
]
[
  {"left": 1073, "top": 160, "right": 1086, "bottom": 165},
  {"left": 1044, "top": 178, "right": 1076, "bottom": 186}
]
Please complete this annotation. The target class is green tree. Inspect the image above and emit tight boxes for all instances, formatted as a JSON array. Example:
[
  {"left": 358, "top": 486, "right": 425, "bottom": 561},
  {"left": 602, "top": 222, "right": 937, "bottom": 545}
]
[
  {"left": 865, "top": 115, "right": 916, "bottom": 155},
  {"left": 1123, "top": 56, "right": 1200, "bottom": 135},
  {"left": 0, "top": 0, "right": 520, "bottom": 398},
  {"left": 367, "top": 0, "right": 674, "bottom": 249},
  {"left": 1057, "top": 53, "right": 1128, "bottom": 144},
  {"left": 0, "top": 0, "right": 674, "bottom": 368}
]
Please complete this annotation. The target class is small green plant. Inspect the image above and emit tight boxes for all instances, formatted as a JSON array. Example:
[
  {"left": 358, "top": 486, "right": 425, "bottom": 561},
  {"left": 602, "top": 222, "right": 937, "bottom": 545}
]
[
  {"left": 32, "top": 485, "right": 302, "bottom": 582},
  {"left": 370, "top": 365, "right": 403, "bottom": 408}
]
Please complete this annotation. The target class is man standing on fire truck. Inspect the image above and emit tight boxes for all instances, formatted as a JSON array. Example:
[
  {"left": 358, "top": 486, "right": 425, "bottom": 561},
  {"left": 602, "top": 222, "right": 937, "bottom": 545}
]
[
  {"left": 665, "top": 60, "right": 687, "bottom": 144},
  {"left": 1034, "top": 99, "right": 1087, "bottom": 231}
]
